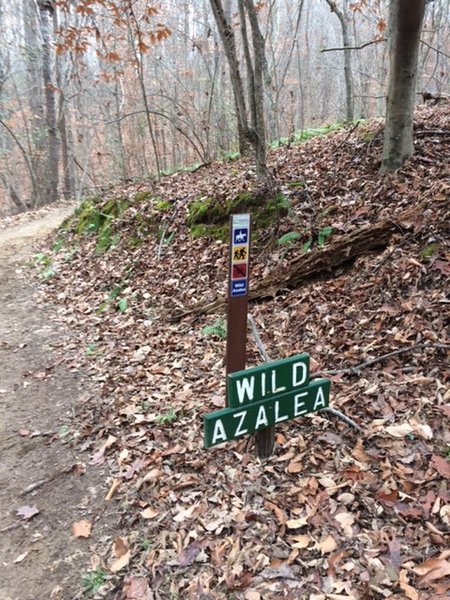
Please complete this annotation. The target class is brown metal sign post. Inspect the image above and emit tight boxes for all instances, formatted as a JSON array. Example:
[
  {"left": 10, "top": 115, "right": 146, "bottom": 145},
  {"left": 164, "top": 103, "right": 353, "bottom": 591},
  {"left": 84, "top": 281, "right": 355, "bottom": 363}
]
[
  {"left": 225, "top": 214, "right": 275, "bottom": 458},
  {"left": 226, "top": 214, "right": 251, "bottom": 380}
]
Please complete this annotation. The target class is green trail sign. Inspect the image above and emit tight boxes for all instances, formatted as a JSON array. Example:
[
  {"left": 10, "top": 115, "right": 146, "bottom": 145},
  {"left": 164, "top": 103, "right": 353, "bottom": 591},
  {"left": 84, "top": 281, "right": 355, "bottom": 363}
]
[
  {"left": 204, "top": 375, "right": 330, "bottom": 448},
  {"left": 227, "top": 354, "right": 310, "bottom": 408}
]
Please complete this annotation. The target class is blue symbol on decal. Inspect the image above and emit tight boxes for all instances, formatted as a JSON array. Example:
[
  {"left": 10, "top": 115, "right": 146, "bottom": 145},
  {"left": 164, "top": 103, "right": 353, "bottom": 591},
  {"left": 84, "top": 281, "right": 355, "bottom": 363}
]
[
  {"left": 231, "top": 280, "right": 247, "bottom": 297},
  {"left": 233, "top": 229, "right": 248, "bottom": 245}
]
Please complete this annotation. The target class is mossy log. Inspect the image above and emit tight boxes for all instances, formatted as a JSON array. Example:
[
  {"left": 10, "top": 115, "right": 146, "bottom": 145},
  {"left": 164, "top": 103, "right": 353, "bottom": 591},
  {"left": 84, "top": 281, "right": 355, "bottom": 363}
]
[{"left": 169, "top": 218, "right": 404, "bottom": 321}]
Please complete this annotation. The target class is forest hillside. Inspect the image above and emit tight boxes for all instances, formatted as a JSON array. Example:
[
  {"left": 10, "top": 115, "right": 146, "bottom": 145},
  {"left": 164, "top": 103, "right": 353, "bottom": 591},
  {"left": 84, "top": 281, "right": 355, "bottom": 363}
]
[{"left": 16, "top": 103, "right": 449, "bottom": 599}]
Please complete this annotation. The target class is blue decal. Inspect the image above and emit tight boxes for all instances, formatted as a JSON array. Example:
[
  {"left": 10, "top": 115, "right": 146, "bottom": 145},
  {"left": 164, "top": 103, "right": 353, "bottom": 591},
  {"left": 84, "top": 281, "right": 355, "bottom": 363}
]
[
  {"left": 231, "top": 280, "right": 247, "bottom": 297},
  {"left": 233, "top": 228, "right": 248, "bottom": 245}
]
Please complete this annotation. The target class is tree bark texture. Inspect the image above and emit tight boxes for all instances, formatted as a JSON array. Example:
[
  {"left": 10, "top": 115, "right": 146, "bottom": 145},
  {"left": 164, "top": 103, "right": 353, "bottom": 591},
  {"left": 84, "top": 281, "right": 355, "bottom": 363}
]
[
  {"left": 381, "top": 0, "right": 426, "bottom": 173},
  {"left": 38, "top": 0, "right": 59, "bottom": 204},
  {"left": 243, "top": 0, "right": 268, "bottom": 180},
  {"left": 209, "top": 0, "right": 250, "bottom": 156},
  {"left": 324, "top": 0, "right": 354, "bottom": 122}
]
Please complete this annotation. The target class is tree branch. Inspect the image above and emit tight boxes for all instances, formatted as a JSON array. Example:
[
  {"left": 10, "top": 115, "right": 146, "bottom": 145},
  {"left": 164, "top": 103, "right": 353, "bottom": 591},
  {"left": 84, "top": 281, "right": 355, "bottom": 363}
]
[
  {"left": 420, "top": 39, "right": 450, "bottom": 60},
  {"left": 0, "top": 118, "right": 38, "bottom": 198},
  {"left": 313, "top": 343, "right": 450, "bottom": 378},
  {"left": 321, "top": 38, "right": 386, "bottom": 53}
]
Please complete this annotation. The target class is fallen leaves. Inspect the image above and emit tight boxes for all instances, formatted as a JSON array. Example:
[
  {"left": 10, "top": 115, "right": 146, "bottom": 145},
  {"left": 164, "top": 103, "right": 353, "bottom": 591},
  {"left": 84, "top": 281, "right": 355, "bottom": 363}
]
[
  {"left": 122, "top": 576, "right": 153, "bottom": 600},
  {"left": 286, "top": 515, "right": 308, "bottom": 529},
  {"left": 140, "top": 507, "right": 159, "bottom": 520},
  {"left": 412, "top": 551, "right": 450, "bottom": 586},
  {"left": 13, "top": 551, "right": 29, "bottom": 564},
  {"left": 72, "top": 519, "right": 92, "bottom": 538},
  {"left": 399, "top": 569, "right": 419, "bottom": 600},
  {"left": 33, "top": 104, "right": 450, "bottom": 599},
  {"left": 110, "top": 537, "right": 131, "bottom": 572},
  {"left": 334, "top": 512, "right": 355, "bottom": 537},
  {"left": 16, "top": 505, "right": 39, "bottom": 520},
  {"left": 385, "top": 420, "right": 434, "bottom": 440},
  {"left": 430, "top": 454, "right": 450, "bottom": 478},
  {"left": 318, "top": 533, "right": 337, "bottom": 554}
]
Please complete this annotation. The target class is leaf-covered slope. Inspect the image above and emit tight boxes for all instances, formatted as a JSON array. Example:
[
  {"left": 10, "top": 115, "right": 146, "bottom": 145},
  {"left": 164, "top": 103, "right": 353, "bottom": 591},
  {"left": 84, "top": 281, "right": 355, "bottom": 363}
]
[{"left": 37, "top": 104, "right": 449, "bottom": 599}]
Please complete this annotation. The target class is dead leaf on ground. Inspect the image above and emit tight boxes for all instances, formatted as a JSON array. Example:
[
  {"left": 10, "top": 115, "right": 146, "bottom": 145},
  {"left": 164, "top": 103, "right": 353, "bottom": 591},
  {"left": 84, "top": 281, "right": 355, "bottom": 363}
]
[
  {"left": 412, "top": 555, "right": 450, "bottom": 586},
  {"left": 334, "top": 512, "right": 355, "bottom": 537},
  {"left": 289, "top": 534, "right": 311, "bottom": 549},
  {"left": 16, "top": 505, "right": 39, "bottom": 520},
  {"left": 431, "top": 454, "right": 450, "bottom": 478},
  {"left": 72, "top": 519, "right": 92, "bottom": 538},
  {"left": 13, "top": 551, "right": 29, "bottom": 564},
  {"left": 140, "top": 507, "right": 159, "bottom": 519},
  {"left": 110, "top": 550, "right": 131, "bottom": 573},
  {"left": 286, "top": 515, "right": 308, "bottom": 529},
  {"left": 319, "top": 534, "right": 337, "bottom": 554},
  {"left": 113, "top": 536, "right": 129, "bottom": 558},
  {"left": 385, "top": 423, "right": 414, "bottom": 438},
  {"left": 245, "top": 591, "right": 261, "bottom": 600},
  {"left": 122, "top": 576, "right": 153, "bottom": 600},
  {"left": 399, "top": 569, "right": 419, "bottom": 600}
]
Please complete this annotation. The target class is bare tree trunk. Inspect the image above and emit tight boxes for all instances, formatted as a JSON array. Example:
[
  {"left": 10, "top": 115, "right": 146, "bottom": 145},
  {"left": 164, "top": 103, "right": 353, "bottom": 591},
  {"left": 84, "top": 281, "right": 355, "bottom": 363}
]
[
  {"left": 54, "top": 8, "right": 75, "bottom": 200},
  {"left": 381, "top": 0, "right": 426, "bottom": 173},
  {"left": 209, "top": 0, "right": 250, "bottom": 156},
  {"left": 243, "top": 0, "right": 268, "bottom": 180},
  {"left": 113, "top": 77, "right": 128, "bottom": 181},
  {"left": 324, "top": 0, "right": 354, "bottom": 122},
  {"left": 38, "top": 0, "right": 59, "bottom": 204}
]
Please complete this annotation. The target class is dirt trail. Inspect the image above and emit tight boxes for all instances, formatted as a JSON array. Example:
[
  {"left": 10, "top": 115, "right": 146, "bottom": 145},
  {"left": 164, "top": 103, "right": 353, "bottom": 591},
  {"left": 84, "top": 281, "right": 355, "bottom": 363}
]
[{"left": 0, "top": 207, "right": 109, "bottom": 600}]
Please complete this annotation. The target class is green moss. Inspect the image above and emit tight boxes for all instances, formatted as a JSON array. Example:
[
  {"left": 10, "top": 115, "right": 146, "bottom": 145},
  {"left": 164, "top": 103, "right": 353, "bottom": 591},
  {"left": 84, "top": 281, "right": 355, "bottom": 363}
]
[
  {"left": 420, "top": 242, "right": 440, "bottom": 259},
  {"left": 127, "top": 236, "right": 144, "bottom": 249},
  {"left": 65, "top": 196, "right": 129, "bottom": 254},
  {"left": 133, "top": 191, "right": 152, "bottom": 203},
  {"left": 73, "top": 199, "right": 101, "bottom": 234},
  {"left": 190, "top": 223, "right": 229, "bottom": 241},
  {"left": 71, "top": 196, "right": 129, "bottom": 237},
  {"left": 187, "top": 197, "right": 216, "bottom": 225},
  {"left": 154, "top": 199, "right": 172, "bottom": 211},
  {"left": 102, "top": 196, "right": 129, "bottom": 218},
  {"left": 254, "top": 191, "right": 290, "bottom": 228},
  {"left": 187, "top": 189, "right": 290, "bottom": 240}
]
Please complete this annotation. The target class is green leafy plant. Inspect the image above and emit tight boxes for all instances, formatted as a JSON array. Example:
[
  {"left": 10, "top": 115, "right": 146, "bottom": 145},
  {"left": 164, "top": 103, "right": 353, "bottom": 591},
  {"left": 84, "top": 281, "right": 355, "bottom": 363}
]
[
  {"left": 302, "top": 239, "right": 313, "bottom": 253},
  {"left": 160, "top": 230, "right": 175, "bottom": 246},
  {"left": 81, "top": 568, "right": 107, "bottom": 595},
  {"left": 85, "top": 343, "right": 98, "bottom": 357},
  {"left": 52, "top": 238, "right": 65, "bottom": 253},
  {"left": 41, "top": 266, "right": 56, "bottom": 280},
  {"left": 31, "top": 252, "right": 56, "bottom": 279},
  {"left": 318, "top": 226, "right": 333, "bottom": 247},
  {"left": 117, "top": 297, "right": 128, "bottom": 313},
  {"left": 202, "top": 318, "right": 227, "bottom": 339},
  {"left": 277, "top": 231, "right": 302, "bottom": 246},
  {"left": 141, "top": 539, "right": 153, "bottom": 550},
  {"left": 420, "top": 242, "right": 440, "bottom": 259},
  {"left": 33, "top": 252, "right": 52, "bottom": 266},
  {"left": 155, "top": 409, "right": 177, "bottom": 426},
  {"left": 58, "top": 425, "right": 70, "bottom": 438}
]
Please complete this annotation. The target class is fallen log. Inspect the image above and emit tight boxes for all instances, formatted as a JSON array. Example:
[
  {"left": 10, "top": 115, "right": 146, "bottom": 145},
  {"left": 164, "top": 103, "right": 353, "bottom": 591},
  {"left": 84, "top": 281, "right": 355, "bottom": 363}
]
[{"left": 169, "top": 218, "right": 404, "bottom": 321}]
